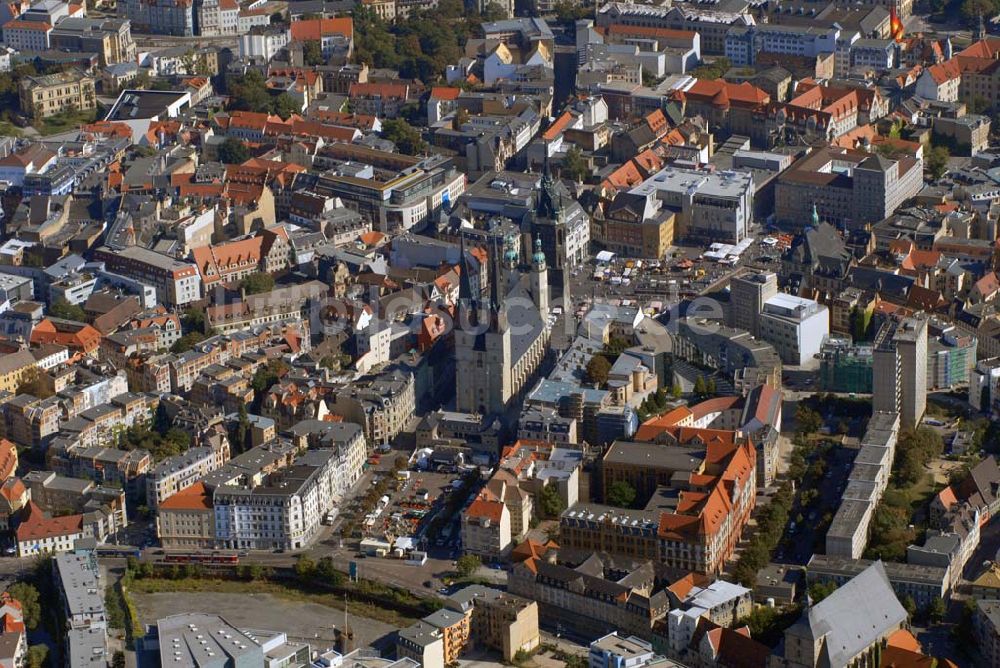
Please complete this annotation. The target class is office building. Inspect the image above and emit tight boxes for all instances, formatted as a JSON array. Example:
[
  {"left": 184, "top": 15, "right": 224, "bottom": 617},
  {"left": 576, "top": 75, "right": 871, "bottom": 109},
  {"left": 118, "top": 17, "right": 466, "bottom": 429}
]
[
  {"left": 758, "top": 293, "right": 829, "bottom": 366},
  {"left": 775, "top": 146, "right": 923, "bottom": 229},
  {"left": 92, "top": 246, "right": 200, "bottom": 306},
  {"left": 629, "top": 166, "right": 754, "bottom": 243},
  {"left": 729, "top": 272, "right": 777, "bottom": 337},
  {"left": 19, "top": 70, "right": 96, "bottom": 120},
  {"left": 873, "top": 315, "right": 928, "bottom": 428}
]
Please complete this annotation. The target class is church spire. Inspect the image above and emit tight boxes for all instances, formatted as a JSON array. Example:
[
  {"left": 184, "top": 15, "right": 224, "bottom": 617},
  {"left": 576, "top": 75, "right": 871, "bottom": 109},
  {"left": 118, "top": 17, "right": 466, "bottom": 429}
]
[{"left": 458, "top": 232, "right": 474, "bottom": 302}]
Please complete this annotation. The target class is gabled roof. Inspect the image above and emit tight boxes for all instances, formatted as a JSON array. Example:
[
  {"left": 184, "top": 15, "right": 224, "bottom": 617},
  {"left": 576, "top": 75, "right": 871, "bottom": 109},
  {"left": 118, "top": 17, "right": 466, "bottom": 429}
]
[
  {"left": 15, "top": 501, "right": 83, "bottom": 542},
  {"left": 289, "top": 16, "right": 353, "bottom": 40},
  {"left": 792, "top": 561, "right": 907, "bottom": 668},
  {"left": 159, "top": 482, "right": 212, "bottom": 510}
]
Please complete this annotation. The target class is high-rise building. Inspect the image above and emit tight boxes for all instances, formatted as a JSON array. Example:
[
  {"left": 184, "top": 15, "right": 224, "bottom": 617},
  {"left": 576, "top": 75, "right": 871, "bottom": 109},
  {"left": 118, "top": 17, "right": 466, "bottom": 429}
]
[
  {"left": 729, "top": 271, "right": 777, "bottom": 336},
  {"left": 873, "top": 314, "right": 928, "bottom": 428}
]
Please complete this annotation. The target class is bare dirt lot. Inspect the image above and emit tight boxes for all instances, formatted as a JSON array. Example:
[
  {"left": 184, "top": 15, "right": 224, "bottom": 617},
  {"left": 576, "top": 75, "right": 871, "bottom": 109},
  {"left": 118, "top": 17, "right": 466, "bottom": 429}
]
[{"left": 132, "top": 591, "right": 399, "bottom": 651}]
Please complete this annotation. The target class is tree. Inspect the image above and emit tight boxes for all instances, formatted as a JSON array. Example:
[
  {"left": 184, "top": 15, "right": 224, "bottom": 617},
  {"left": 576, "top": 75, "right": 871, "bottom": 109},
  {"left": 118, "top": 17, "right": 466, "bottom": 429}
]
[
  {"left": 184, "top": 305, "right": 207, "bottom": 334},
  {"left": 271, "top": 93, "right": 302, "bottom": 119},
  {"left": 16, "top": 367, "right": 52, "bottom": 399},
  {"left": 671, "top": 383, "right": 682, "bottom": 399},
  {"left": 606, "top": 480, "right": 637, "bottom": 508},
  {"left": 562, "top": 146, "right": 589, "bottom": 184},
  {"left": 694, "top": 375, "right": 707, "bottom": 397},
  {"left": 394, "top": 455, "right": 408, "bottom": 470},
  {"left": 382, "top": 118, "right": 427, "bottom": 155},
  {"left": 316, "top": 556, "right": 344, "bottom": 585},
  {"left": 927, "top": 596, "right": 946, "bottom": 623},
  {"left": 303, "top": 40, "right": 325, "bottom": 66},
  {"left": 901, "top": 595, "right": 917, "bottom": 618},
  {"left": 795, "top": 405, "right": 823, "bottom": 435},
  {"left": 26, "top": 646, "right": 48, "bottom": 668},
  {"left": 927, "top": 145, "right": 950, "bottom": 180},
  {"left": 49, "top": 298, "right": 86, "bottom": 322},
  {"left": 226, "top": 70, "right": 273, "bottom": 113},
  {"left": 585, "top": 355, "right": 611, "bottom": 386},
  {"left": 808, "top": 580, "right": 838, "bottom": 604},
  {"left": 112, "top": 652, "right": 125, "bottom": 668},
  {"left": 171, "top": 331, "right": 206, "bottom": 353},
  {"left": 241, "top": 272, "right": 275, "bottom": 295},
  {"left": 218, "top": 137, "right": 250, "bottom": 164},
  {"left": 706, "top": 378, "right": 716, "bottom": 396},
  {"left": 294, "top": 555, "right": 316, "bottom": 582},
  {"left": 962, "top": 0, "right": 996, "bottom": 21},
  {"left": 455, "top": 554, "right": 481, "bottom": 577},
  {"left": 537, "top": 483, "right": 566, "bottom": 519},
  {"left": 7, "top": 584, "right": 39, "bottom": 629}
]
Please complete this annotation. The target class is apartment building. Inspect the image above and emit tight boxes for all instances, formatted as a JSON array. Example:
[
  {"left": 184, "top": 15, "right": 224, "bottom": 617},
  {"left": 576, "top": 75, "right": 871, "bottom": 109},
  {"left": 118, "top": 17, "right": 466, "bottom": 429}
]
[
  {"left": 873, "top": 315, "right": 928, "bottom": 429},
  {"left": 0, "top": 350, "right": 38, "bottom": 394},
  {"left": 665, "top": 580, "right": 753, "bottom": 659},
  {"left": 23, "top": 471, "right": 127, "bottom": 532},
  {"left": 725, "top": 24, "right": 839, "bottom": 67},
  {"left": 156, "top": 482, "right": 215, "bottom": 550},
  {"left": 117, "top": 0, "right": 194, "bottom": 36},
  {"left": 564, "top": 434, "right": 756, "bottom": 574},
  {"left": 53, "top": 553, "right": 107, "bottom": 631},
  {"left": 327, "top": 370, "right": 415, "bottom": 446},
  {"left": 462, "top": 487, "right": 512, "bottom": 561},
  {"left": 2, "top": 18, "right": 52, "bottom": 51},
  {"left": 92, "top": 246, "right": 200, "bottom": 307},
  {"left": 509, "top": 555, "right": 668, "bottom": 641},
  {"left": 826, "top": 412, "right": 900, "bottom": 559},
  {"left": 15, "top": 502, "right": 85, "bottom": 557},
  {"left": 396, "top": 622, "right": 445, "bottom": 668},
  {"left": 49, "top": 17, "right": 136, "bottom": 66},
  {"left": 189, "top": 228, "right": 291, "bottom": 289},
  {"left": 146, "top": 445, "right": 230, "bottom": 509},
  {"left": 445, "top": 585, "right": 540, "bottom": 663},
  {"left": 211, "top": 450, "right": 338, "bottom": 551},
  {"left": 19, "top": 70, "right": 96, "bottom": 120}
]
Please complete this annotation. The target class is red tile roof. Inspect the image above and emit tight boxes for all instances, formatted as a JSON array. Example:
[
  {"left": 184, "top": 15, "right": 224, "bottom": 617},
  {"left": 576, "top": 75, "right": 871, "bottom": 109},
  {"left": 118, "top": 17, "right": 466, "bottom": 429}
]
[
  {"left": 289, "top": 17, "right": 353, "bottom": 41},
  {"left": 159, "top": 482, "right": 213, "bottom": 510},
  {"left": 16, "top": 502, "right": 83, "bottom": 543}
]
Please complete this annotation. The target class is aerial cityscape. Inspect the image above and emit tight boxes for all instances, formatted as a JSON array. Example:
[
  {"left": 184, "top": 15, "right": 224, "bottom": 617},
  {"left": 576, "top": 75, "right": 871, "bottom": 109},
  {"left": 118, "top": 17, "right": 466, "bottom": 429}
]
[{"left": 0, "top": 0, "right": 999, "bottom": 666}]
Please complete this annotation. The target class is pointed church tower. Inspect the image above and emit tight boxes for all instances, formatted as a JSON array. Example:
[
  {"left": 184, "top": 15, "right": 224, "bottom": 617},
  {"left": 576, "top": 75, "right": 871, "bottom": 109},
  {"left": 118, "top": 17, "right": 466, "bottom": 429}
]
[
  {"left": 530, "top": 235, "right": 549, "bottom": 321},
  {"left": 454, "top": 233, "right": 512, "bottom": 416}
]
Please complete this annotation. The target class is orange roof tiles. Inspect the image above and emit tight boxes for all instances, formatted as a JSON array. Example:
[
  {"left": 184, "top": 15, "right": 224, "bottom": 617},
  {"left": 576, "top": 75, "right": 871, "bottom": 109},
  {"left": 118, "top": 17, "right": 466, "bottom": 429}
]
[
  {"left": 542, "top": 110, "right": 576, "bottom": 141},
  {"left": 16, "top": 502, "right": 82, "bottom": 543},
  {"left": 349, "top": 82, "right": 408, "bottom": 99},
  {"left": 3, "top": 19, "right": 50, "bottom": 31},
  {"left": 430, "top": 86, "right": 461, "bottom": 101},
  {"left": 606, "top": 24, "right": 696, "bottom": 44},
  {"left": 30, "top": 318, "right": 101, "bottom": 354},
  {"left": 684, "top": 79, "right": 769, "bottom": 108},
  {"left": 289, "top": 16, "right": 353, "bottom": 41},
  {"left": 0, "top": 440, "right": 16, "bottom": 482},
  {"left": 159, "top": 482, "right": 213, "bottom": 510}
]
